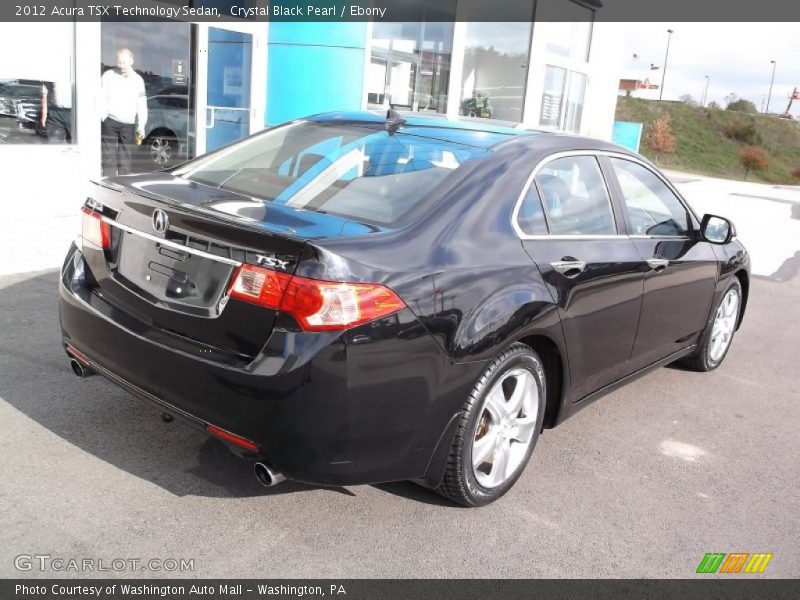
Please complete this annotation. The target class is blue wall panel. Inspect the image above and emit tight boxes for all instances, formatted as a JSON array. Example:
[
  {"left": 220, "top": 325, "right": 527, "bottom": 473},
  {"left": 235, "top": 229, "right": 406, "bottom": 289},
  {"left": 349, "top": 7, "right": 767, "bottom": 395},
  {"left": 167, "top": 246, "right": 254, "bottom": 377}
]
[{"left": 267, "top": 23, "right": 367, "bottom": 126}]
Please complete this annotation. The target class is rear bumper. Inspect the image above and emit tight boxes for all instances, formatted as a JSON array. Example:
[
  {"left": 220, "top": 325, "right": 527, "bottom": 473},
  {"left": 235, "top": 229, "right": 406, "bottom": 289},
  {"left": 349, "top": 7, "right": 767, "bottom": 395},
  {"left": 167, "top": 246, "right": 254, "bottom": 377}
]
[{"left": 59, "top": 244, "right": 478, "bottom": 486}]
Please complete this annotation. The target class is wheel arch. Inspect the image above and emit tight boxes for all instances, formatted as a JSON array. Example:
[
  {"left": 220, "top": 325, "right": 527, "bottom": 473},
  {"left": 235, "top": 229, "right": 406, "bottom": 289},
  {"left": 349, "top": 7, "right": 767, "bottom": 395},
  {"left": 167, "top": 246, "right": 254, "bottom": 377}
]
[
  {"left": 146, "top": 126, "right": 177, "bottom": 141},
  {"left": 734, "top": 268, "right": 749, "bottom": 330},
  {"left": 516, "top": 333, "right": 565, "bottom": 429}
]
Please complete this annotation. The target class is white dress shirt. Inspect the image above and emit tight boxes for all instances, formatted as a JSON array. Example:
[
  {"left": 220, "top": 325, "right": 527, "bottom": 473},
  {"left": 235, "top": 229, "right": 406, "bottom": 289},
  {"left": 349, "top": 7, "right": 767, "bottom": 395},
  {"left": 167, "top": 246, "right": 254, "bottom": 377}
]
[{"left": 100, "top": 68, "right": 148, "bottom": 133}]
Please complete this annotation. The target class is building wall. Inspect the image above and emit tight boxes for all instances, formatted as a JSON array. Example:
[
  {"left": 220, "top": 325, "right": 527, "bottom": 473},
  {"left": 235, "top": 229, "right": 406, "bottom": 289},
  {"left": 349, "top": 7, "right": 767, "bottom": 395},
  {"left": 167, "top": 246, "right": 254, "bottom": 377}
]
[{"left": 266, "top": 22, "right": 368, "bottom": 125}]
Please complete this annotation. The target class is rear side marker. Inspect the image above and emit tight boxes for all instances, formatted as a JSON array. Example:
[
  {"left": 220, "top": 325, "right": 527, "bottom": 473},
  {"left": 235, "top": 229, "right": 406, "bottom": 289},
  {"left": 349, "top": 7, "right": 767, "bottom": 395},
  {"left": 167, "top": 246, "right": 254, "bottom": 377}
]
[{"left": 205, "top": 424, "right": 259, "bottom": 453}]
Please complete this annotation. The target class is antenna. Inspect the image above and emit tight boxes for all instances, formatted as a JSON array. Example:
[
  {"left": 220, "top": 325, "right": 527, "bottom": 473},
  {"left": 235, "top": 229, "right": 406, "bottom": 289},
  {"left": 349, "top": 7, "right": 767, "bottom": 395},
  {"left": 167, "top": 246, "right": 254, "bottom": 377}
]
[{"left": 385, "top": 108, "right": 406, "bottom": 134}]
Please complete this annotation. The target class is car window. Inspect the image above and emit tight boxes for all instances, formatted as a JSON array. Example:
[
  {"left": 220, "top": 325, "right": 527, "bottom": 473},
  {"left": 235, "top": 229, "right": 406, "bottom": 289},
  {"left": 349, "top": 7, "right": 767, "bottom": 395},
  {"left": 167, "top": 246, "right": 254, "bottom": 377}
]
[
  {"left": 516, "top": 184, "right": 548, "bottom": 235},
  {"left": 175, "top": 121, "right": 490, "bottom": 226},
  {"left": 610, "top": 158, "right": 691, "bottom": 236},
  {"left": 534, "top": 155, "right": 616, "bottom": 235}
]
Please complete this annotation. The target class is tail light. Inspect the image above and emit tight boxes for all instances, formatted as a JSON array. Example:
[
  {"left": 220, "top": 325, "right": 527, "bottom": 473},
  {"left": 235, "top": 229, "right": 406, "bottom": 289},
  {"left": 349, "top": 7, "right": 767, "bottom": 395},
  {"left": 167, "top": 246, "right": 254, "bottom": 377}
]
[
  {"left": 228, "top": 264, "right": 406, "bottom": 331},
  {"left": 81, "top": 206, "right": 111, "bottom": 250}
]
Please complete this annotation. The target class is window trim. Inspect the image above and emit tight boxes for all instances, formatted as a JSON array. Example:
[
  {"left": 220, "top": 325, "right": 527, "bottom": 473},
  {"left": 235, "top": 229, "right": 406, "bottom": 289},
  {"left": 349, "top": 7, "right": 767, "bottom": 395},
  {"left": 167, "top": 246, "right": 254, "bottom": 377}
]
[{"left": 511, "top": 150, "right": 700, "bottom": 241}]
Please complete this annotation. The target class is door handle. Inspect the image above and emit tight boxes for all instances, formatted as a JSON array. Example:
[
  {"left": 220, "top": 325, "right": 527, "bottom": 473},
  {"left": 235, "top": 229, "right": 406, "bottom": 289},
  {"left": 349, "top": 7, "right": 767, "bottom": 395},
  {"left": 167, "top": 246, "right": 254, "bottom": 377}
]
[
  {"left": 205, "top": 107, "right": 215, "bottom": 129},
  {"left": 550, "top": 260, "right": 586, "bottom": 277},
  {"left": 646, "top": 257, "right": 669, "bottom": 271}
]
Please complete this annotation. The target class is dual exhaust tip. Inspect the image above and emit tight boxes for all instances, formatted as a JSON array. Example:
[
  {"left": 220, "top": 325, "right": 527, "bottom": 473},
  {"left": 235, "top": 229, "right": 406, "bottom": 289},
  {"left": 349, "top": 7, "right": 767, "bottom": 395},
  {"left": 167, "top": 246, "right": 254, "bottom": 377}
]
[{"left": 68, "top": 355, "right": 286, "bottom": 488}]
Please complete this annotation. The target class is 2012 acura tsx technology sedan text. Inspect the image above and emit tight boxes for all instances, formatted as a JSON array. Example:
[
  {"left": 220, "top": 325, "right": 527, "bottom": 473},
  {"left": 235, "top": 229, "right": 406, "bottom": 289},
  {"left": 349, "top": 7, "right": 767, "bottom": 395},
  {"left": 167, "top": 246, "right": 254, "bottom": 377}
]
[{"left": 59, "top": 111, "right": 749, "bottom": 506}]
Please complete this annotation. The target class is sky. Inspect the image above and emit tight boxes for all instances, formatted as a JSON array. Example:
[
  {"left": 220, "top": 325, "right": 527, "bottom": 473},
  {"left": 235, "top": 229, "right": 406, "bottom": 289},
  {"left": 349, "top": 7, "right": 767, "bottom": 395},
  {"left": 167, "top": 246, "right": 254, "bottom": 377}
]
[{"left": 619, "top": 23, "right": 800, "bottom": 115}]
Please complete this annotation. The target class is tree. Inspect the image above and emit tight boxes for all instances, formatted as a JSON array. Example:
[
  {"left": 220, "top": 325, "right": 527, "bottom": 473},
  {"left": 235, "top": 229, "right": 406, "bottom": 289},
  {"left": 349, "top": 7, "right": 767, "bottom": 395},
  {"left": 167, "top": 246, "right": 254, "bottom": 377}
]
[
  {"left": 724, "top": 93, "right": 739, "bottom": 107},
  {"left": 738, "top": 146, "right": 768, "bottom": 180},
  {"left": 727, "top": 99, "right": 758, "bottom": 113},
  {"left": 645, "top": 115, "right": 676, "bottom": 162},
  {"left": 707, "top": 100, "right": 721, "bottom": 110},
  {"left": 679, "top": 94, "right": 698, "bottom": 106}
]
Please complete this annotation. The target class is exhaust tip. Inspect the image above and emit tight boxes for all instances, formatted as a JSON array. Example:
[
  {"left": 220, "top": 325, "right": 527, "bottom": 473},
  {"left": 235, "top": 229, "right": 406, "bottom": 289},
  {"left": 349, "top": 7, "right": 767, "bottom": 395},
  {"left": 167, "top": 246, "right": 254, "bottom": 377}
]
[
  {"left": 254, "top": 462, "right": 286, "bottom": 487},
  {"left": 69, "top": 358, "right": 93, "bottom": 378}
]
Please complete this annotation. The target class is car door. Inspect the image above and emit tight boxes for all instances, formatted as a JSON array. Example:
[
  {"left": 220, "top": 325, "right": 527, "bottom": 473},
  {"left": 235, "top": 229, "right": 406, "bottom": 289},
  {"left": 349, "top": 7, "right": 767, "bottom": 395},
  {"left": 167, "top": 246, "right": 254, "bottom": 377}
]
[
  {"left": 603, "top": 155, "right": 718, "bottom": 369},
  {"left": 513, "top": 153, "right": 644, "bottom": 402}
]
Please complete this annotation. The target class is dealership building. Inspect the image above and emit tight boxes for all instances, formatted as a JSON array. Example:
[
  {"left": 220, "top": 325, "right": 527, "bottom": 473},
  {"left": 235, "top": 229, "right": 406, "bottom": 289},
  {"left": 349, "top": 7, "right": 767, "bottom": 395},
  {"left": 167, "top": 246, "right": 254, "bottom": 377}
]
[{"left": 0, "top": 1, "right": 622, "bottom": 187}]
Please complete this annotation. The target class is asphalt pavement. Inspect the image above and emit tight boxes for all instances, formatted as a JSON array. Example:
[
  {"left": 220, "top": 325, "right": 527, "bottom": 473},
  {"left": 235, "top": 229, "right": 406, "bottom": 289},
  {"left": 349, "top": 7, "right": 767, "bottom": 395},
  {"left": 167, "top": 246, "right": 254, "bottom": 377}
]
[{"left": 0, "top": 174, "right": 798, "bottom": 578}]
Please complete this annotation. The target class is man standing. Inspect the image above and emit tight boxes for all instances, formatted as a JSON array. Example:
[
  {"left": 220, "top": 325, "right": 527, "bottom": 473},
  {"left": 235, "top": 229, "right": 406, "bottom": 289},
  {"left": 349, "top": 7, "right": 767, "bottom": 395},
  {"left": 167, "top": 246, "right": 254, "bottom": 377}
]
[
  {"left": 100, "top": 48, "right": 147, "bottom": 176},
  {"left": 40, "top": 79, "right": 73, "bottom": 143}
]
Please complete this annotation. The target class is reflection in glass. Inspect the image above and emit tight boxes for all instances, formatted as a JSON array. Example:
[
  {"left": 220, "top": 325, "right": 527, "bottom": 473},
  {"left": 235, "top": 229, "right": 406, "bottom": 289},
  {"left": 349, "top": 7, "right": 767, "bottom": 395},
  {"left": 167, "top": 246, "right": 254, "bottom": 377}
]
[
  {"left": 460, "top": 22, "right": 532, "bottom": 122},
  {"left": 101, "top": 22, "right": 194, "bottom": 173},
  {"left": 368, "top": 22, "right": 453, "bottom": 114},
  {"left": 205, "top": 27, "right": 252, "bottom": 152},
  {"left": 564, "top": 72, "right": 587, "bottom": 133},
  {"left": 0, "top": 23, "right": 74, "bottom": 145},
  {"left": 539, "top": 65, "right": 566, "bottom": 128}
]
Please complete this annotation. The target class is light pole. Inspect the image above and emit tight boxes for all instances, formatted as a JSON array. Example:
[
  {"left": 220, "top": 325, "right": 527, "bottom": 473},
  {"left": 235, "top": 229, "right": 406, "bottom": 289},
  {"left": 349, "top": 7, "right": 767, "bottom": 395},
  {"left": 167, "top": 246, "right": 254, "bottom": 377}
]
[
  {"left": 658, "top": 29, "right": 674, "bottom": 101},
  {"left": 766, "top": 60, "right": 777, "bottom": 114},
  {"left": 701, "top": 75, "right": 710, "bottom": 106}
]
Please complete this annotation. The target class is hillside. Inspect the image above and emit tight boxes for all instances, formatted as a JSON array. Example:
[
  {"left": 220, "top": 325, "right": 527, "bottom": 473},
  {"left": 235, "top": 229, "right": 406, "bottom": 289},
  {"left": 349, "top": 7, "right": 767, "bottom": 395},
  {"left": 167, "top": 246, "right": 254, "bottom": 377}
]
[{"left": 615, "top": 96, "right": 800, "bottom": 184}]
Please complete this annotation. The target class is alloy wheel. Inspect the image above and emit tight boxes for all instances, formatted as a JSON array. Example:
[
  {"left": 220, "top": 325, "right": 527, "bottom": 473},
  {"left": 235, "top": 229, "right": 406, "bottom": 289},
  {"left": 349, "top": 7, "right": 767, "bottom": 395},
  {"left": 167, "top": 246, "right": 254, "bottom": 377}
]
[
  {"left": 708, "top": 288, "right": 740, "bottom": 363},
  {"left": 150, "top": 137, "right": 173, "bottom": 166},
  {"left": 472, "top": 368, "right": 538, "bottom": 489}
]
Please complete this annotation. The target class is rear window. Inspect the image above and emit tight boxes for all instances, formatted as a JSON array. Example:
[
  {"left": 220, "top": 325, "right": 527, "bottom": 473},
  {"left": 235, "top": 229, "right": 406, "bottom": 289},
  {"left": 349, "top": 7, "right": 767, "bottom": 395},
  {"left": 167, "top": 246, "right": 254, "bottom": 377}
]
[{"left": 175, "top": 121, "right": 489, "bottom": 225}]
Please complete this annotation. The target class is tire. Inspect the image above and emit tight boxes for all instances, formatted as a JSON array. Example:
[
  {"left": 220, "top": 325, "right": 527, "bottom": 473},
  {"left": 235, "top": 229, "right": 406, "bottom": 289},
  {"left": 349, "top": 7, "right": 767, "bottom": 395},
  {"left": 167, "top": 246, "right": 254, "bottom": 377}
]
[
  {"left": 436, "top": 343, "right": 546, "bottom": 507},
  {"left": 678, "top": 277, "right": 742, "bottom": 372}
]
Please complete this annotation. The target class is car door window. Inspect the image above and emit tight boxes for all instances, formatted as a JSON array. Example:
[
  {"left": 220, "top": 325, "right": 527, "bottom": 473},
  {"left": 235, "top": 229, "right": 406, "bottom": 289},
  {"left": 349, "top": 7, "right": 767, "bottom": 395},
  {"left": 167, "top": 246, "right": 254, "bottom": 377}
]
[
  {"left": 610, "top": 158, "right": 691, "bottom": 236},
  {"left": 516, "top": 184, "right": 548, "bottom": 235},
  {"left": 534, "top": 155, "right": 616, "bottom": 235}
]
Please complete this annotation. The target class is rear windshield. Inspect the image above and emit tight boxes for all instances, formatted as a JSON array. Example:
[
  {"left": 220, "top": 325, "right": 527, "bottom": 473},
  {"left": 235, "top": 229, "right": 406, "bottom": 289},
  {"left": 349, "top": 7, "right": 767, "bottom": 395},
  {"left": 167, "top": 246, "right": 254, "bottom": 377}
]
[{"left": 174, "top": 121, "right": 490, "bottom": 225}]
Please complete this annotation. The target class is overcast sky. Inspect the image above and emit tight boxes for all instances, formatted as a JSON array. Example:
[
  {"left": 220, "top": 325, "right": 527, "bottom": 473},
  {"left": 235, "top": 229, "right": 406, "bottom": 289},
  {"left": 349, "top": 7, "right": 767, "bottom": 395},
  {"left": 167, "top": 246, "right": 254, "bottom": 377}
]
[{"left": 619, "top": 23, "right": 800, "bottom": 114}]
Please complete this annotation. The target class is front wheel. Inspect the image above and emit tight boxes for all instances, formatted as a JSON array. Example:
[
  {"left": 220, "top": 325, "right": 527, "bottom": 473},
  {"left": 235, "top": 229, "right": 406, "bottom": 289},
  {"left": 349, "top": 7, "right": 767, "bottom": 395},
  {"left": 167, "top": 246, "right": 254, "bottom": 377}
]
[
  {"left": 679, "top": 278, "right": 742, "bottom": 372},
  {"left": 436, "top": 343, "right": 546, "bottom": 507}
]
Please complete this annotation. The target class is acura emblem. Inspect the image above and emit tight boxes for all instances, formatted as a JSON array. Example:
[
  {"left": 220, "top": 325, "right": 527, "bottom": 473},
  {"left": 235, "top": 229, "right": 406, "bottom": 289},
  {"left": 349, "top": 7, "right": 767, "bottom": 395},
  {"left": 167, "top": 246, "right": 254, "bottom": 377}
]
[{"left": 151, "top": 209, "right": 169, "bottom": 234}]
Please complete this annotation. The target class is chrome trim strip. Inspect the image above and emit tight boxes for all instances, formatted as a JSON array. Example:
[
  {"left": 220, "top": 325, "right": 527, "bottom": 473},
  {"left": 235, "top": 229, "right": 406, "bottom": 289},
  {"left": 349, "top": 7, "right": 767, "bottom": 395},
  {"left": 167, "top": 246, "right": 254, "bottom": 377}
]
[
  {"left": 101, "top": 217, "right": 242, "bottom": 267},
  {"left": 511, "top": 149, "right": 699, "bottom": 241}
]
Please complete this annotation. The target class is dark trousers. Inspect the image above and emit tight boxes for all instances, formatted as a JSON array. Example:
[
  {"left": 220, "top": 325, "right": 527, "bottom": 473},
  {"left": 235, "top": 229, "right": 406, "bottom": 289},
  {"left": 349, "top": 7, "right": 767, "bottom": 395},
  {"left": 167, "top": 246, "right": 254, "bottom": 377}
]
[
  {"left": 45, "top": 106, "right": 72, "bottom": 144},
  {"left": 101, "top": 117, "right": 135, "bottom": 176}
]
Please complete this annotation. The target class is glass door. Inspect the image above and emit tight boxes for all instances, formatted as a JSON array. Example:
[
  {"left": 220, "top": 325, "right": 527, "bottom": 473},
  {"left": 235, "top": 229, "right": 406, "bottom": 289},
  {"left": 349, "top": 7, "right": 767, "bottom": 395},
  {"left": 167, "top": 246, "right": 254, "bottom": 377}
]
[{"left": 195, "top": 24, "right": 265, "bottom": 155}]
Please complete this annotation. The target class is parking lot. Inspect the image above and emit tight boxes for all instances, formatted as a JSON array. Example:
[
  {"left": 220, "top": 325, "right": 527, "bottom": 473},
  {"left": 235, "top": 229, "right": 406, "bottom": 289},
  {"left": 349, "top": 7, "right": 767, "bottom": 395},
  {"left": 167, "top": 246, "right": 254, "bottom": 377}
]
[{"left": 0, "top": 174, "right": 798, "bottom": 578}]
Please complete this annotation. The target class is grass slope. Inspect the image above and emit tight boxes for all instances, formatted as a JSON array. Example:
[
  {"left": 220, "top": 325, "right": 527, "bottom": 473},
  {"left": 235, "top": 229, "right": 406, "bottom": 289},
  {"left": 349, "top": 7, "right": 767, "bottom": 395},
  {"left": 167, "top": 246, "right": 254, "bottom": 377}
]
[{"left": 615, "top": 96, "right": 800, "bottom": 183}]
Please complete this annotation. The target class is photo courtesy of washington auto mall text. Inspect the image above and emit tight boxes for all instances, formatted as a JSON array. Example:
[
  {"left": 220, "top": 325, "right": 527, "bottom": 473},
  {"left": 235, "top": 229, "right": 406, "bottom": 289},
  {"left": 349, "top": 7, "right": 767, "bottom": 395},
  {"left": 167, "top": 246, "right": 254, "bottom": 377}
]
[{"left": 1, "top": 0, "right": 799, "bottom": 599}]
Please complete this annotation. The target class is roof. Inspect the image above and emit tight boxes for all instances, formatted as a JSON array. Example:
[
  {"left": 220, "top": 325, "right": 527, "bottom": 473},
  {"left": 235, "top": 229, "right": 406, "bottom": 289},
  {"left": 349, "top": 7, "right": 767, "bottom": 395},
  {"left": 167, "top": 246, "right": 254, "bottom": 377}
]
[{"left": 305, "top": 110, "right": 536, "bottom": 150}]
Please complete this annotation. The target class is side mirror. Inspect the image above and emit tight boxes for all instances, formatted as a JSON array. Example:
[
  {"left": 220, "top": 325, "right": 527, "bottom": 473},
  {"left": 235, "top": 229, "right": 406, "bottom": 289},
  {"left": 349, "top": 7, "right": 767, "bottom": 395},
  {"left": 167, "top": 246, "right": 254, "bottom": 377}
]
[{"left": 701, "top": 214, "right": 735, "bottom": 244}]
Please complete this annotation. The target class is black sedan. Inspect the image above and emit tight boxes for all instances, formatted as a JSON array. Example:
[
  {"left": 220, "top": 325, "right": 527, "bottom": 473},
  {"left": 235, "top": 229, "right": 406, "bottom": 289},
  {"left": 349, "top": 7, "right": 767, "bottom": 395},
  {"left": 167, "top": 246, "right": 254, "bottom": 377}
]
[{"left": 59, "top": 111, "right": 749, "bottom": 506}]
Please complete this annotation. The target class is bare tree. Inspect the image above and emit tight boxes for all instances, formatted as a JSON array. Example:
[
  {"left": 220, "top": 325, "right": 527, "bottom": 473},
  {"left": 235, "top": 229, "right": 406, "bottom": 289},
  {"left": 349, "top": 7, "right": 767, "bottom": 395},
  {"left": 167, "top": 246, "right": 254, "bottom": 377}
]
[
  {"left": 645, "top": 115, "right": 677, "bottom": 162},
  {"left": 679, "top": 94, "right": 698, "bottom": 106},
  {"left": 739, "top": 146, "right": 768, "bottom": 180}
]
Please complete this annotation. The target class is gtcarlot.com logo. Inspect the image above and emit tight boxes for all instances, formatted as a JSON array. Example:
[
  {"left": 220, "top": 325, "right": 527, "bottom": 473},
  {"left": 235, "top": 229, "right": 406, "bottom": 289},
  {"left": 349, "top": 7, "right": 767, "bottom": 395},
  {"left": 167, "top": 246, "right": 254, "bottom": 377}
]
[
  {"left": 14, "top": 554, "right": 195, "bottom": 573},
  {"left": 696, "top": 552, "right": 773, "bottom": 574}
]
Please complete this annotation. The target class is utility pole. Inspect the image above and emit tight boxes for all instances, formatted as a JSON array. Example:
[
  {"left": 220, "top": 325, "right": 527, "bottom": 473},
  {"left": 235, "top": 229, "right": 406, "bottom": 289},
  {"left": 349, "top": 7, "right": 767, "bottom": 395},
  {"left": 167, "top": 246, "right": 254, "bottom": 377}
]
[
  {"left": 659, "top": 29, "right": 674, "bottom": 101},
  {"left": 701, "top": 75, "right": 710, "bottom": 106},
  {"left": 766, "top": 60, "right": 777, "bottom": 114}
]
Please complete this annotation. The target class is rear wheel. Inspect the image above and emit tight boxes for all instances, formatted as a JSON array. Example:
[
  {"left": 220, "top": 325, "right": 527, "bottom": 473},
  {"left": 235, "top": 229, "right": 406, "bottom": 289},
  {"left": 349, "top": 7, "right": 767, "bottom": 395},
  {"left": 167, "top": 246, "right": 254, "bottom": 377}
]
[
  {"left": 436, "top": 343, "right": 546, "bottom": 507},
  {"left": 679, "top": 278, "right": 742, "bottom": 372}
]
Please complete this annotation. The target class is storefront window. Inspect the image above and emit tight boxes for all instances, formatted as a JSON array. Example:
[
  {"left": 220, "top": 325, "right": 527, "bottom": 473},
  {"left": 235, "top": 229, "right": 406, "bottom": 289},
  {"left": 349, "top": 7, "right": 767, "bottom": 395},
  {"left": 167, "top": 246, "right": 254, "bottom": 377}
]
[
  {"left": 368, "top": 22, "right": 453, "bottom": 114},
  {"left": 0, "top": 23, "right": 75, "bottom": 145},
  {"left": 460, "top": 22, "right": 532, "bottom": 122},
  {"left": 101, "top": 22, "right": 194, "bottom": 174},
  {"left": 564, "top": 72, "right": 587, "bottom": 133}
]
